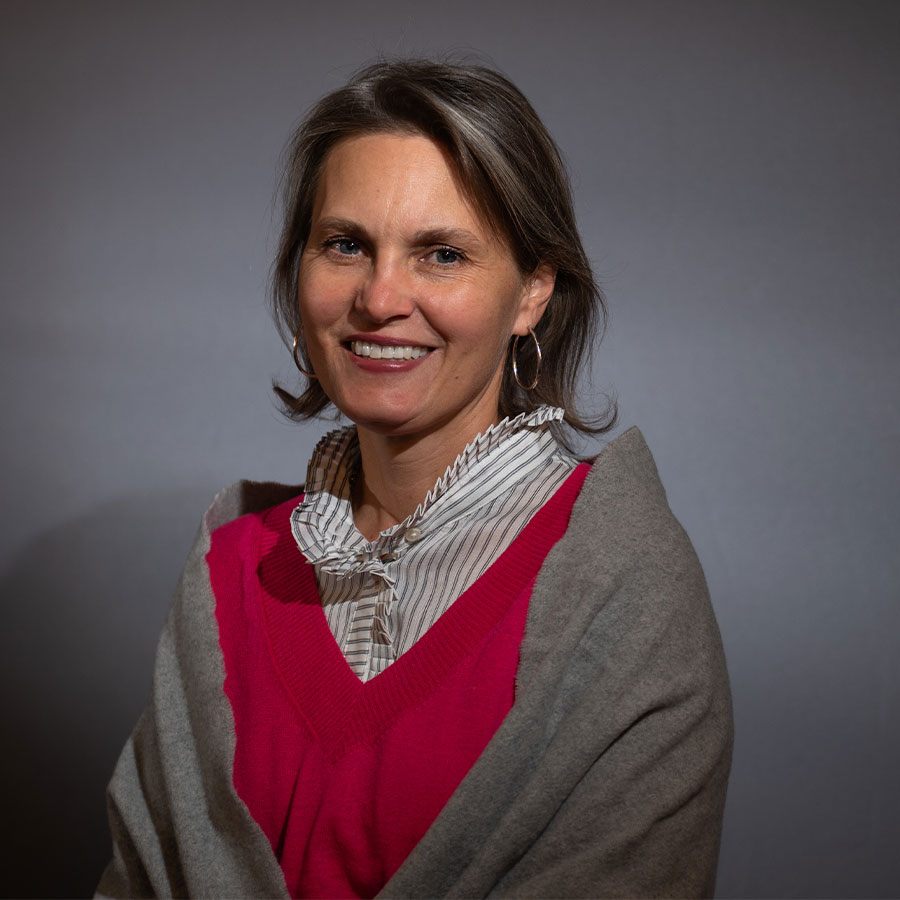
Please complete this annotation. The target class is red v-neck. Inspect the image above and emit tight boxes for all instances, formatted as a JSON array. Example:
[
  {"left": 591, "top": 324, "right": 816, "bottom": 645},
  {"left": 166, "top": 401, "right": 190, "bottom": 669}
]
[{"left": 252, "top": 462, "right": 591, "bottom": 760}]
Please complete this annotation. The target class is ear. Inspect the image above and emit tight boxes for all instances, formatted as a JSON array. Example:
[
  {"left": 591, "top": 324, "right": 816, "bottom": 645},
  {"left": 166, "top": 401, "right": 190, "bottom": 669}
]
[{"left": 513, "top": 264, "right": 556, "bottom": 335}]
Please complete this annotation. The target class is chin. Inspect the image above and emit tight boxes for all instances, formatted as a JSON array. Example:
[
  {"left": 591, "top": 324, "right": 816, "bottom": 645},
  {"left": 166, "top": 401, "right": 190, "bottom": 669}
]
[
  {"left": 335, "top": 398, "right": 424, "bottom": 436},
  {"left": 350, "top": 413, "right": 426, "bottom": 438},
  {"left": 328, "top": 382, "right": 428, "bottom": 431}
]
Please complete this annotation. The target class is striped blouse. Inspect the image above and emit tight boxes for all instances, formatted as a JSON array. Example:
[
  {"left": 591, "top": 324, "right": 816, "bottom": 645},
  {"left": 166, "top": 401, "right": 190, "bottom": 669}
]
[{"left": 290, "top": 406, "right": 577, "bottom": 682}]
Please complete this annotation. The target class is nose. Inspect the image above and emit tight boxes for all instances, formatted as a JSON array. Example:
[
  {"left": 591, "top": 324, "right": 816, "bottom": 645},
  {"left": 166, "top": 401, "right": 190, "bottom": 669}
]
[{"left": 354, "top": 257, "right": 416, "bottom": 323}]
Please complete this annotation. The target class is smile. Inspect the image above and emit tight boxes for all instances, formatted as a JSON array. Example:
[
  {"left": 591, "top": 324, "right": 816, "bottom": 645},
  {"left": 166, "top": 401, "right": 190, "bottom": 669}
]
[{"left": 350, "top": 341, "right": 431, "bottom": 360}]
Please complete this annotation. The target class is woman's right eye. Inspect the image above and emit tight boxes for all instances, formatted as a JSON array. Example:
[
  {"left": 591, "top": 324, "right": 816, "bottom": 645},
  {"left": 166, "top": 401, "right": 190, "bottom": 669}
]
[{"left": 325, "top": 238, "right": 362, "bottom": 256}]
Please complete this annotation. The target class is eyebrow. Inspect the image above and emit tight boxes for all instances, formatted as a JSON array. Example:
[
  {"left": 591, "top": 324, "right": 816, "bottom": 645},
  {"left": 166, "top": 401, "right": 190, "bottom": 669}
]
[
  {"left": 412, "top": 227, "right": 484, "bottom": 249},
  {"left": 311, "top": 217, "right": 369, "bottom": 240}
]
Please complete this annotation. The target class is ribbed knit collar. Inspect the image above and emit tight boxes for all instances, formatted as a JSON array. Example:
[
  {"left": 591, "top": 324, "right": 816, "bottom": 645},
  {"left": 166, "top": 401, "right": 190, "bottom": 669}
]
[
  {"left": 254, "top": 459, "right": 591, "bottom": 758},
  {"left": 290, "top": 406, "right": 566, "bottom": 582}
]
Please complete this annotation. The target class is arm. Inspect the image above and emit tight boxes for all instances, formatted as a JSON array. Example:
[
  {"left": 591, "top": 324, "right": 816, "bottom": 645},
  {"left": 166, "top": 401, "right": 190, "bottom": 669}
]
[
  {"left": 380, "top": 428, "right": 733, "bottom": 899},
  {"left": 96, "top": 493, "right": 290, "bottom": 899},
  {"left": 491, "top": 576, "right": 733, "bottom": 898},
  {"left": 383, "top": 565, "right": 731, "bottom": 899}
]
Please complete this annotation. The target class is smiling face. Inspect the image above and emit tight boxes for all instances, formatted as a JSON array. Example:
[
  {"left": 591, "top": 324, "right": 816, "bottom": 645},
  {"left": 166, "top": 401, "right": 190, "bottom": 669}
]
[{"left": 297, "top": 131, "right": 554, "bottom": 455}]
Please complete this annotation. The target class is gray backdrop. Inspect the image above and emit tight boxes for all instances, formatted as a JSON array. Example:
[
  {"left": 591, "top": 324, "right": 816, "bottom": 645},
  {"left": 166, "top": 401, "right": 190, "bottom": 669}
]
[{"left": 1, "top": 1, "right": 897, "bottom": 897}]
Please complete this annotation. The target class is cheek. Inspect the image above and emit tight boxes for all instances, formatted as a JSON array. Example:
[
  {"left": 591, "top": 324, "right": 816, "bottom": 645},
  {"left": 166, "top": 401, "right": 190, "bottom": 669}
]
[
  {"left": 298, "top": 269, "right": 346, "bottom": 335},
  {"left": 459, "top": 279, "right": 525, "bottom": 350}
]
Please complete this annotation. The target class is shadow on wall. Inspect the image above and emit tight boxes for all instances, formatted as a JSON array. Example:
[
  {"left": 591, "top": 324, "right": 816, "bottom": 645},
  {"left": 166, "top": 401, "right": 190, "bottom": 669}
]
[{"left": 0, "top": 488, "right": 216, "bottom": 899}]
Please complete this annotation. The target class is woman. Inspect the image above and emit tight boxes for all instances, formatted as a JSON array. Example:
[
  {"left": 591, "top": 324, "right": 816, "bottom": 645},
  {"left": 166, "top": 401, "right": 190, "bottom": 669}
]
[{"left": 98, "top": 60, "right": 732, "bottom": 899}]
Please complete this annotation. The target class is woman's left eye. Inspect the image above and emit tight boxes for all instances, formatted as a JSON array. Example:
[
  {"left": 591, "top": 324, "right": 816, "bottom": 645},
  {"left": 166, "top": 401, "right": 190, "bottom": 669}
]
[{"left": 430, "top": 247, "right": 464, "bottom": 265}]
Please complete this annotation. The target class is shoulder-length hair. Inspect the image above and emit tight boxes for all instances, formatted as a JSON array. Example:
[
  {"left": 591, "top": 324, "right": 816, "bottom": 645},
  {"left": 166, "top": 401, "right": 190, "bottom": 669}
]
[{"left": 270, "top": 59, "right": 615, "bottom": 448}]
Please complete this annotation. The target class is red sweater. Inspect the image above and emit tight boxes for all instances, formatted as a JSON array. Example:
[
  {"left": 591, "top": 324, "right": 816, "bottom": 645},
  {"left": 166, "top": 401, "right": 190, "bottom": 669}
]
[{"left": 209, "top": 463, "right": 590, "bottom": 899}]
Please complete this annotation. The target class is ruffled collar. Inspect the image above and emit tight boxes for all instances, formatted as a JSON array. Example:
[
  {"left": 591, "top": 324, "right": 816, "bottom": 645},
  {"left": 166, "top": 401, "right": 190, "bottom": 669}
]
[{"left": 290, "top": 406, "right": 565, "bottom": 582}]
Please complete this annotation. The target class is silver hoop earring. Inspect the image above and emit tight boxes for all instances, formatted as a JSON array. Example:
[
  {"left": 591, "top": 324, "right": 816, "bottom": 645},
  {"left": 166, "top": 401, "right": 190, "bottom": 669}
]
[
  {"left": 292, "top": 327, "right": 317, "bottom": 379},
  {"left": 512, "top": 326, "right": 542, "bottom": 391}
]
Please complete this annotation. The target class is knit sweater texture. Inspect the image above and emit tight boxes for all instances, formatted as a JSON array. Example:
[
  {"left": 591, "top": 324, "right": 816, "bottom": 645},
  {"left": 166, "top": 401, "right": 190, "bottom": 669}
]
[
  {"left": 212, "top": 463, "right": 589, "bottom": 897},
  {"left": 97, "top": 426, "right": 733, "bottom": 899}
]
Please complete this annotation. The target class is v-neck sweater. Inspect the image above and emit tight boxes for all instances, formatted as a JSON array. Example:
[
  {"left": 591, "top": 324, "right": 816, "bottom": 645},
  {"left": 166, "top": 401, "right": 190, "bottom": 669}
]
[
  {"left": 290, "top": 406, "right": 576, "bottom": 682},
  {"left": 209, "top": 462, "right": 592, "bottom": 898}
]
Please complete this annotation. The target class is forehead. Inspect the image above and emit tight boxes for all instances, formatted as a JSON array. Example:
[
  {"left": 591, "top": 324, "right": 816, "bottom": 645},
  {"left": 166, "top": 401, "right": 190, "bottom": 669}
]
[{"left": 311, "top": 132, "right": 489, "bottom": 233}]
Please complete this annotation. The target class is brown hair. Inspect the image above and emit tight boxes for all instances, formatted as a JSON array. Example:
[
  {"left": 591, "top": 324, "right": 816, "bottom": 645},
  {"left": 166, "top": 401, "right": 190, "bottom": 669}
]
[{"left": 270, "top": 58, "right": 615, "bottom": 447}]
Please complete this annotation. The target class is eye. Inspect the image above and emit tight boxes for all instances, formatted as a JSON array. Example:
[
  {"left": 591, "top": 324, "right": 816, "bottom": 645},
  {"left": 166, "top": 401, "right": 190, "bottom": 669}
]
[
  {"left": 325, "top": 238, "right": 362, "bottom": 256},
  {"left": 429, "top": 246, "right": 465, "bottom": 265}
]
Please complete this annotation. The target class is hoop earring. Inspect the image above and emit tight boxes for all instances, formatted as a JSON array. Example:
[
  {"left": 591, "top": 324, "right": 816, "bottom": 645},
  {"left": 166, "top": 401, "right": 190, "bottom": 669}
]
[
  {"left": 512, "top": 326, "right": 542, "bottom": 391},
  {"left": 292, "top": 326, "right": 317, "bottom": 379}
]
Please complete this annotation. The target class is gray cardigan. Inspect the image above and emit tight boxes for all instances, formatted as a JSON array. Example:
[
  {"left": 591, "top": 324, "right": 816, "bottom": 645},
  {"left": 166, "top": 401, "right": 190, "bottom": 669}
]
[{"left": 97, "top": 426, "right": 733, "bottom": 899}]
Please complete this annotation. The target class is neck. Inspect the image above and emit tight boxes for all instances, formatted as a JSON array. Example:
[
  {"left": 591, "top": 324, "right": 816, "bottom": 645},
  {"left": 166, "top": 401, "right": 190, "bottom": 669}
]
[{"left": 351, "top": 411, "right": 499, "bottom": 542}]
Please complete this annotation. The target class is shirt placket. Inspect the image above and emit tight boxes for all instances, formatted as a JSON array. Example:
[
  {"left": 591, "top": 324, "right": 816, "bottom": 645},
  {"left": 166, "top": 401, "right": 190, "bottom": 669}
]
[
  {"left": 341, "top": 545, "right": 399, "bottom": 679},
  {"left": 368, "top": 575, "right": 396, "bottom": 678}
]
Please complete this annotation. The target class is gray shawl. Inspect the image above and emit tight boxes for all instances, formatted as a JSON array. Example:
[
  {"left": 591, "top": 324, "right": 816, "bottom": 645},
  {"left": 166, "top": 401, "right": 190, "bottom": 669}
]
[{"left": 97, "top": 427, "right": 733, "bottom": 898}]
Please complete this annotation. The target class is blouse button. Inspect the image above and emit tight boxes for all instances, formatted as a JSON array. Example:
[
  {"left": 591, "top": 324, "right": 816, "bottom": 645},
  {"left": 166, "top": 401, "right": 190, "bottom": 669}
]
[{"left": 405, "top": 526, "right": 423, "bottom": 544}]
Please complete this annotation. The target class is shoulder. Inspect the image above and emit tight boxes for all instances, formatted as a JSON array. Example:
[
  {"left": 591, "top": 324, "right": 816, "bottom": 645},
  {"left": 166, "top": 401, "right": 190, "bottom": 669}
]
[
  {"left": 565, "top": 426, "right": 703, "bottom": 587},
  {"left": 204, "top": 479, "right": 305, "bottom": 535},
  {"left": 179, "top": 480, "right": 305, "bottom": 587},
  {"left": 170, "top": 480, "right": 307, "bottom": 666},
  {"left": 522, "top": 426, "right": 723, "bottom": 685}
]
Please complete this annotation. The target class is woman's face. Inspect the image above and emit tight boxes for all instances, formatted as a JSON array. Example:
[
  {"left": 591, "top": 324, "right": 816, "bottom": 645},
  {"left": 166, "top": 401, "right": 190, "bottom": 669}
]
[{"left": 297, "top": 131, "right": 553, "bottom": 451}]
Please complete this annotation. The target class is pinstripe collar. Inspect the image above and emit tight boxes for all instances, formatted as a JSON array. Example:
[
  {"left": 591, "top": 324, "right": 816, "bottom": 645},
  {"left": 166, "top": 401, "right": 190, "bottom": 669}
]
[{"left": 290, "top": 406, "right": 566, "bottom": 579}]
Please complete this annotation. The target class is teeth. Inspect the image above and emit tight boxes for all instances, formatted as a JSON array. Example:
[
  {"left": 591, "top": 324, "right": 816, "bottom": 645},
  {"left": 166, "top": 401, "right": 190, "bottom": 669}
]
[{"left": 351, "top": 341, "right": 429, "bottom": 360}]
